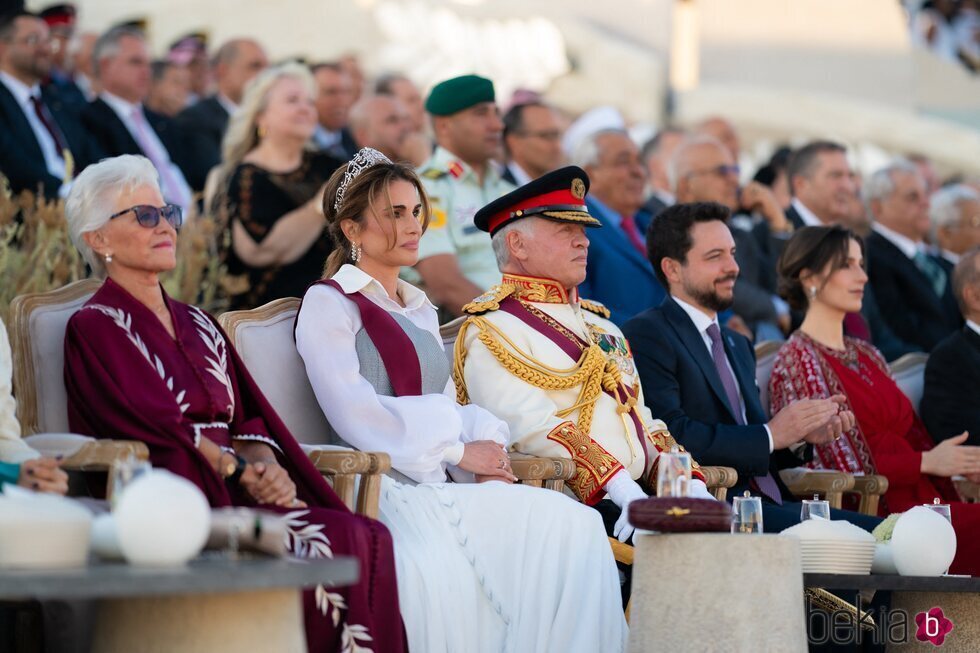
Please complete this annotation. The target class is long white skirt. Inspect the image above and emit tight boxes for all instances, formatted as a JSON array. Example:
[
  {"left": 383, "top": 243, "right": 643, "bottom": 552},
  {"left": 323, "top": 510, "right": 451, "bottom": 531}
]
[{"left": 379, "top": 476, "right": 628, "bottom": 653}]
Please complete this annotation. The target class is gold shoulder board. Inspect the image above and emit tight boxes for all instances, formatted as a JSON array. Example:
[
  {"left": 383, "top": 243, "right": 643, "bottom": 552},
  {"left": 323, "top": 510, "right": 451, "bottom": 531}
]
[
  {"left": 462, "top": 284, "right": 516, "bottom": 314},
  {"left": 421, "top": 168, "right": 448, "bottom": 180},
  {"left": 580, "top": 299, "right": 611, "bottom": 319}
]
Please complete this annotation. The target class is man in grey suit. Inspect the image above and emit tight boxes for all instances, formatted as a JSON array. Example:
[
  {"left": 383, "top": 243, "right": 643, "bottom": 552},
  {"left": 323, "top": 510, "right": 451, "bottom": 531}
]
[{"left": 668, "top": 135, "right": 793, "bottom": 340}]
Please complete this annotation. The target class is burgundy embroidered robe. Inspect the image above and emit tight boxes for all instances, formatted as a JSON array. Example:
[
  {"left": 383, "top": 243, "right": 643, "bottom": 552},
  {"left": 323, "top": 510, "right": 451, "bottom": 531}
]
[{"left": 64, "top": 278, "right": 406, "bottom": 653}]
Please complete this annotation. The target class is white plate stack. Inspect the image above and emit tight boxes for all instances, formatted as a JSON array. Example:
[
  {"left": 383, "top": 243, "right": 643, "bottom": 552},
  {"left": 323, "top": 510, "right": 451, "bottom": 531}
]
[
  {"left": 798, "top": 540, "right": 876, "bottom": 574},
  {"left": 781, "top": 518, "right": 878, "bottom": 575}
]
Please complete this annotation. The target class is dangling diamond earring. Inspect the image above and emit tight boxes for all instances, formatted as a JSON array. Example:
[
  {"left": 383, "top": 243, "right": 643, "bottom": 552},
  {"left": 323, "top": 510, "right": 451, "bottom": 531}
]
[
  {"left": 808, "top": 286, "right": 817, "bottom": 299},
  {"left": 350, "top": 242, "right": 362, "bottom": 263},
  {"left": 105, "top": 252, "right": 113, "bottom": 264}
]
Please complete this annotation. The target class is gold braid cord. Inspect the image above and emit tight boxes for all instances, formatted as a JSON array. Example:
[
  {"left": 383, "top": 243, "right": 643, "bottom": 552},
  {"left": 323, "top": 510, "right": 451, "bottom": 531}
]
[{"left": 454, "top": 316, "right": 626, "bottom": 502}]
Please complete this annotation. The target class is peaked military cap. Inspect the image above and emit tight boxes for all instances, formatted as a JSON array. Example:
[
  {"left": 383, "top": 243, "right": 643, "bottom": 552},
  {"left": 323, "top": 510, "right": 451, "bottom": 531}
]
[
  {"left": 474, "top": 166, "right": 601, "bottom": 237},
  {"left": 425, "top": 74, "right": 495, "bottom": 116}
]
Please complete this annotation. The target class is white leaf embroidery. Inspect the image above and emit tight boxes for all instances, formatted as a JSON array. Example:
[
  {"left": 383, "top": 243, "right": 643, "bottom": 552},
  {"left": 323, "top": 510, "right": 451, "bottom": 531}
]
[
  {"left": 340, "top": 623, "right": 374, "bottom": 653},
  {"left": 282, "top": 510, "right": 334, "bottom": 560},
  {"left": 188, "top": 307, "right": 236, "bottom": 416},
  {"left": 84, "top": 305, "right": 189, "bottom": 415}
]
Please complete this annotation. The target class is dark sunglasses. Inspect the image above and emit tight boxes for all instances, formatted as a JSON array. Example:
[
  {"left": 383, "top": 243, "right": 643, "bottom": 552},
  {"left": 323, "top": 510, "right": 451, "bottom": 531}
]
[
  {"left": 687, "top": 164, "right": 740, "bottom": 179},
  {"left": 109, "top": 204, "right": 183, "bottom": 230}
]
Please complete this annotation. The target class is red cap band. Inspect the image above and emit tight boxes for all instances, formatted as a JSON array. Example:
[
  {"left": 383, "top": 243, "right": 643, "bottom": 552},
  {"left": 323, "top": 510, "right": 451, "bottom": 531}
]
[{"left": 487, "top": 188, "right": 585, "bottom": 234}]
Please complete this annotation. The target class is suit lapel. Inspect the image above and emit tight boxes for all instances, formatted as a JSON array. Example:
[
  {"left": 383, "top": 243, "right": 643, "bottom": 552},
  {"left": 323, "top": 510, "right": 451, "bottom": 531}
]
[
  {"left": 786, "top": 205, "right": 805, "bottom": 229},
  {"left": 0, "top": 83, "right": 48, "bottom": 164},
  {"left": 662, "top": 298, "right": 739, "bottom": 422},
  {"left": 964, "top": 327, "right": 980, "bottom": 355}
]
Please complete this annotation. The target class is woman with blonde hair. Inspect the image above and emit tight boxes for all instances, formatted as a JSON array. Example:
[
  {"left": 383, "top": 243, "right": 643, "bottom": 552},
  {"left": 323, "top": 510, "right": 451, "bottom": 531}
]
[
  {"left": 218, "top": 62, "right": 346, "bottom": 310},
  {"left": 295, "top": 148, "right": 628, "bottom": 653}
]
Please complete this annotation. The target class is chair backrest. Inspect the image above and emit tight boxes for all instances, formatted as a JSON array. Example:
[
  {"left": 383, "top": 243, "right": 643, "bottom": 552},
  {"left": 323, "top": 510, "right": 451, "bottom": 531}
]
[
  {"left": 10, "top": 279, "right": 102, "bottom": 434},
  {"left": 218, "top": 299, "right": 337, "bottom": 445},
  {"left": 889, "top": 352, "right": 929, "bottom": 414},
  {"left": 439, "top": 316, "right": 465, "bottom": 365},
  {"left": 754, "top": 340, "right": 782, "bottom": 420}
]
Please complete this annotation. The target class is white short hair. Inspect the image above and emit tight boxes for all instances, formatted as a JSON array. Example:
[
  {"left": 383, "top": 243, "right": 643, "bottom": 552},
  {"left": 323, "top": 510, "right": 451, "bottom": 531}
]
[
  {"left": 65, "top": 155, "right": 161, "bottom": 276},
  {"left": 491, "top": 219, "right": 536, "bottom": 268},
  {"left": 931, "top": 184, "right": 980, "bottom": 230},
  {"left": 571, "top": 128, "right": 628, "bottom": 169},
  {"left": 863, "top": 159, "right": 919, "bottom": 208}
]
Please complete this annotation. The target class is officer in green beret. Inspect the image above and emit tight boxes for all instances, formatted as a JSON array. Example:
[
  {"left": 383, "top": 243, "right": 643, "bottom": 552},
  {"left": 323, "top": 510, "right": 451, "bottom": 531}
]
[{"left": 412, "top": 74, "right": 515, "bottom": 318}]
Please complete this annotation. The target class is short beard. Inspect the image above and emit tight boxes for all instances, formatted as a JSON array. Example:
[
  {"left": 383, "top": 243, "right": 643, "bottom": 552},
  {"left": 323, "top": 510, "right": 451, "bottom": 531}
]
[{"left": 684, "top": 275, "right": 735, "bottom": 313}]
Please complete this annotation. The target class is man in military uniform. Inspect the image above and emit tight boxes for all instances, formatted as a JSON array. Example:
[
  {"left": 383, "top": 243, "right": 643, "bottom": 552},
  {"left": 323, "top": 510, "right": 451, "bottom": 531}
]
[
  {"left": 414, "top": 74, "right": 514, "bottom": 317},
  {"left": 453, "top": 166, "right": 716, "bottom": 546}
]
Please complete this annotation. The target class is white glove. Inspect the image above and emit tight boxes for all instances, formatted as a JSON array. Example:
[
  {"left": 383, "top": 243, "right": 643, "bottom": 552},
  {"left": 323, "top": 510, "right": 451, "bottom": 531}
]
[
  {"left": 689, "top": 479, "right": 718, "bottom": 501},
  {"left": 604, "top": 470, "right": 648, "bottom": 543}
]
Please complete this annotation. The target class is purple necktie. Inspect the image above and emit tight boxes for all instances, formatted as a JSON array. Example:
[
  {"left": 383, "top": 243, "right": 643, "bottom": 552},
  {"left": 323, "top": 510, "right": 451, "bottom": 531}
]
[{"left": 706, "top": 323, "right": 782, "bottom": 505}]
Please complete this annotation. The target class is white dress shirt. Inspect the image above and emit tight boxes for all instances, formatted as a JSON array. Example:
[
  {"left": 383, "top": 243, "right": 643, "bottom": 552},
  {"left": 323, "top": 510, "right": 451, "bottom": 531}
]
[
  {"left": 0, "top": 71, "right": 66, "bottom": 189},
  {"left": 672, "top": 295, "right": 776, "bottom": 452},
  {"left": 99, "top": 91, "right": 192, "bottom": 212},
  {"left": 791, "top": 198, "right": 826, "bottom": 227},
  {"left": 872, "top": 222, "right": 922, "bottom": 260},
  {"left": 505, "top": 161, "right": 533, "bottom": 186},
  {"left": 216, "top": 93, "right": 238, "bottom": 117},
  {"left": 295, "top": 264, "right": 509, "bottom": 483},
  {"left": 968, "top": 320, "right": 980, "bottom": 338}
]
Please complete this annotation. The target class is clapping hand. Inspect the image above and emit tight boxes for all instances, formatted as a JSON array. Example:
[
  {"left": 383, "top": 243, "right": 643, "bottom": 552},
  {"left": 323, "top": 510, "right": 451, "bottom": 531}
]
[{"left": 922, "top": 432, "right": 980, "bottom": 478}]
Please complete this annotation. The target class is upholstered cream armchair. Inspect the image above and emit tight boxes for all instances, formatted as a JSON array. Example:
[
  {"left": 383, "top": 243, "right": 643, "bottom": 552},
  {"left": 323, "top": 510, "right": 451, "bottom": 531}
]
[
  {"left": 9, "top": 279, "right": 150, "bottom": 498},
  {"left": 218, "top": 298, "right": 391, "bottom": 518},
  {"left": 755, "top": 340, "right": 889, "bottom": 515}
]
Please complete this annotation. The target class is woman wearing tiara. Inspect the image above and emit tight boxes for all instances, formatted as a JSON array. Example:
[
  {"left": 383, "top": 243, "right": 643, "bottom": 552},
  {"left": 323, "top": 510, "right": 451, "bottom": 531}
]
[{"left": 295, "top": 148, "right": 628, "bottom": 653}]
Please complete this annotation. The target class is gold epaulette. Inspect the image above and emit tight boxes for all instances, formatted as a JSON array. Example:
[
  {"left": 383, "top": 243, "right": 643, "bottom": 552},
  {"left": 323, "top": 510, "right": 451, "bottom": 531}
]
[
  {"left": 462, "top": 284, "right": 516, "bottom": 314},
  {"left": 580, "top": 299, "right": 610, "bottom": 319},
  {"left": 420, "top": 168, "right": 448, "bottom": 180}
]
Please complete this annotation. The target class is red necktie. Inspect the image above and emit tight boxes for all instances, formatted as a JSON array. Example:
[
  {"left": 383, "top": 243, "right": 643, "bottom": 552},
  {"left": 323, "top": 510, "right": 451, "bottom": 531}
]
[
  {"left": 30, "top": 95, "right": 68, "bottom": 158},
  {"left": 619, "top": 214, "right": 646, "bottom": 255}
]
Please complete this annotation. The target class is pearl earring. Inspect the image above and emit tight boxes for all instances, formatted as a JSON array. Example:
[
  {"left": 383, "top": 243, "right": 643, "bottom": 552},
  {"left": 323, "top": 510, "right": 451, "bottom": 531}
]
[
  {"left": 808, "top": 286, "right": 817, "bottom": 299},
  {"left": 350, "top": 242, "right": 362, "bottom": 264},
  {"left": 105, "top": 252, "right": 113, "bottom": 264}
]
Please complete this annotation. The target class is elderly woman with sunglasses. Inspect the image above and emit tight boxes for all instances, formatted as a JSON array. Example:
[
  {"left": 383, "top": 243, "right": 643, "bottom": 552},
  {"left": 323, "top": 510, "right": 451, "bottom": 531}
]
[{"left": 61, "top": 155, "right": 408, "bottom": 653}]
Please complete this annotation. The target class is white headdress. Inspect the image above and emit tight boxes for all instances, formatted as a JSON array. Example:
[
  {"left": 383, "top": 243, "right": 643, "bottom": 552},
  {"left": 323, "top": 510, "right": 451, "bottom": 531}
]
[{"left": 333, "top": 147, "right": 393, "bottom": 211}]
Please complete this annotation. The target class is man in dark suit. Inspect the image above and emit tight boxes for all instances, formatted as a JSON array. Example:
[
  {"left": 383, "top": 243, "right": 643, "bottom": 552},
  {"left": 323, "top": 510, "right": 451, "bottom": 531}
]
[
  {"left": 173, "top": 38, "right": 267, "bottom": 191},
  {"left": 752, "top": 141, "right": 857, "bottom": 257},
  {"left": 922, "top": 249, "right": 980, "bottom": 445},
  {"left": 311, "top": 62, "right": 357, "bottom": 160},
  {"left": 0, "top": 11, "right": 94, "bottom": 198},
  {"left": 80, "top": 25, "right": 192, "bottom": 212},
  {"left": 500, "top": 101, "right": 564, "bottom": 186},
  {"left": 639, "top": 127, "right": 685, "bottom": 217},
  {"left": 573, "top": 128, "right": 664, "bottom": 325},
  {"left": 865, "top": 161, "right": 961, "bottom": 352},
  {"left": 668, "top": 135, "right": 793, "bottom": 339},
  {"left": 622, "top": 201, "right": 881, "bottom": 532}
]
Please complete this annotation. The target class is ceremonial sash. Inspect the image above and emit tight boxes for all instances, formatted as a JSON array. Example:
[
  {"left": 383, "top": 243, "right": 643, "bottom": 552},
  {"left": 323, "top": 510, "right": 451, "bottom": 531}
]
[
  {"left": 297, "top": 279, "right": 423, "bottom": 397},
  {"left": 497, "top": 296, "right": 649, "bottom": 458}
]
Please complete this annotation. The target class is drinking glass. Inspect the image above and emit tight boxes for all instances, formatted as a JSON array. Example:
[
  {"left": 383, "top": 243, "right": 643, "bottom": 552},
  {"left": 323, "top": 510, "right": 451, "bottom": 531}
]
[
  {"left": 800, "top": 494, "right": 831, "bottom": 521},
  {"left": 925, "top": 498, "right": 952, "bottom": 524},
  {"left": 656, "top": 451, "right": 692, "bottom": 498},
  {"left": 109, "top": 454, "right": 151, "bottom": 508},
  {"left": 731, "top": 492, "right": 764, "bottom": 534}
]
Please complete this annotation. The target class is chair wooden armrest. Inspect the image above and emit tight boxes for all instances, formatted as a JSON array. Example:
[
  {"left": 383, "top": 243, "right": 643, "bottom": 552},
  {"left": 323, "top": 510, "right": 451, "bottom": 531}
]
[
  {"left": 509, "top": 453, "right": 576, "bottom": 493},
  {"left": 305, "top": 449, "right": 391, "bottom": 519},
  {"left": 54, "top": 439, "right": 149, "bottom": 499},
  {"left": 954, "top": 476, "right": 980, "bottom": 503},
  {"left": 847, "top": 474, "right": 889, "bottom": 516},
  {"left": 700, "top": 466, "right": 738, "bottom": 502},
  {"left": 779, "top": 468, "right": 855, "bottom": 509}
]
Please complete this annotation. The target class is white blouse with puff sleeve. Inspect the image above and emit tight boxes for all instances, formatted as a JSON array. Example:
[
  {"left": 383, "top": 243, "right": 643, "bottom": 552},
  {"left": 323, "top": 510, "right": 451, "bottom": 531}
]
[{"left": 295, "top": 264, "right": 508, "bottom": 484}]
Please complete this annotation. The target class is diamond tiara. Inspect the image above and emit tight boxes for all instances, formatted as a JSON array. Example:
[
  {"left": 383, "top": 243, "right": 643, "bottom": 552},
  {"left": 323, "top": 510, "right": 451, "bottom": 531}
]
[{"left": 333, "top": 147, "right": 393, "bottom": 211}]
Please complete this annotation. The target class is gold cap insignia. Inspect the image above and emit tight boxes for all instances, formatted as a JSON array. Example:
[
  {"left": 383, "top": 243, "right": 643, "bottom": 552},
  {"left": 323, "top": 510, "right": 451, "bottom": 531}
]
[{"left": 571, "top": 178, "right": 586, "bottom": 200}]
